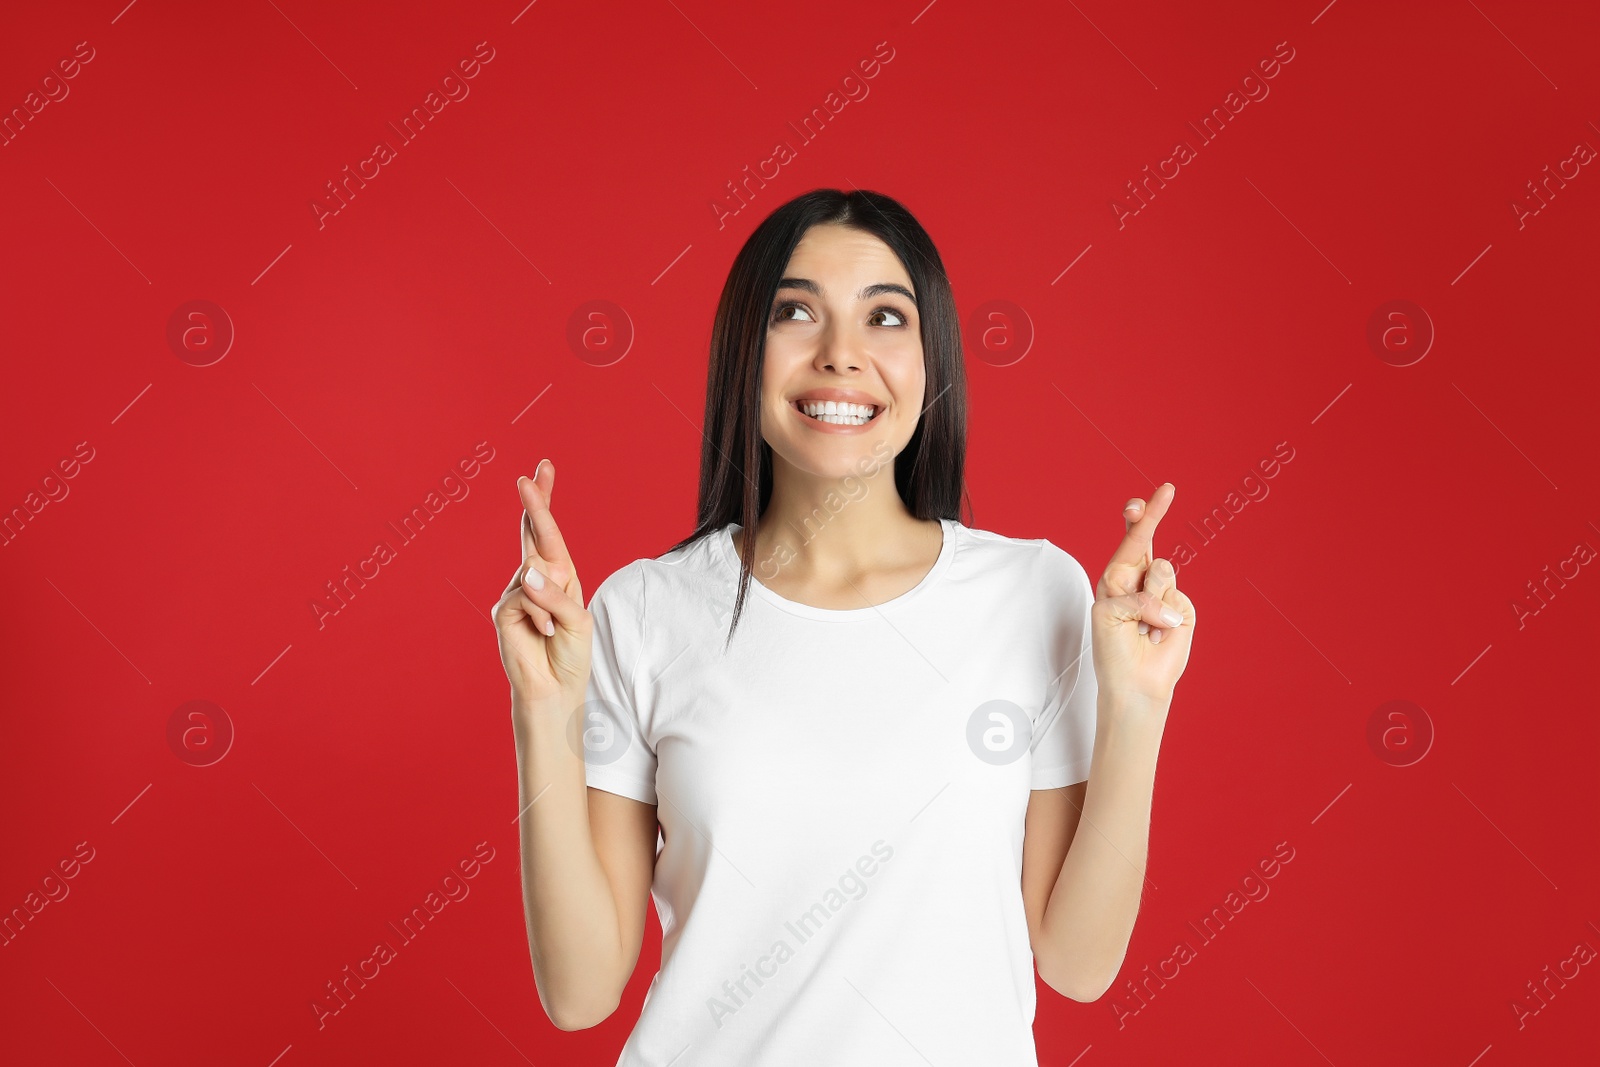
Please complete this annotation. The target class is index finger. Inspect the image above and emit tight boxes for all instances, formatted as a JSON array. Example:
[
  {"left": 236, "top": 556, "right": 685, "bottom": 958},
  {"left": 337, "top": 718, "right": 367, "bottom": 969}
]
[
  {"left": 518, "top": 460, "right": 573, "bottom": 571},
  {"left": 1109, "top": 482, "right": 1175, "bottom": 570}
]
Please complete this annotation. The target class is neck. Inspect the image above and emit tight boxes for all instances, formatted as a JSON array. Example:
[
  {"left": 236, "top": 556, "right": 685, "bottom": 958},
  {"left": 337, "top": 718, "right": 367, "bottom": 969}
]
[{"left": 744, "top": 457, "right": 936, "bottom": 580}]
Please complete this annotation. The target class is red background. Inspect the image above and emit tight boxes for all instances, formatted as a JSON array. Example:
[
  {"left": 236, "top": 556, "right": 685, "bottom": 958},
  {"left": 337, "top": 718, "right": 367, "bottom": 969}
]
[{"left": 3, "top": 1, "right": 1597, "bottom": 1064}]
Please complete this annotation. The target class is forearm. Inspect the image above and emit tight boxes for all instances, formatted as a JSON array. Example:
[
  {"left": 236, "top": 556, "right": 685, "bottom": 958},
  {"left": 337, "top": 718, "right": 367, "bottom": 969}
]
[
  {"left": 513, "top": 691, "right": 627, "bottom": 1026},
  {"left": 1038, "top": 694, "right": 1166, "bottom": 999}
]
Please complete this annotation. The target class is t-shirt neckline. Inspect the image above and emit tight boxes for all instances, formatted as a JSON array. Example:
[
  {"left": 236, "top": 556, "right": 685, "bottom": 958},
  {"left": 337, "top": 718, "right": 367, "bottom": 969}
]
[{"left": 718, "top": 517, "right": 958, "bottom": 622}]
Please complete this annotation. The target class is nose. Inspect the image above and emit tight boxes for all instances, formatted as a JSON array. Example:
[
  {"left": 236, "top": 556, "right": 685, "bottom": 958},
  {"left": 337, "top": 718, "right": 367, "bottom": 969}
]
[{"left": 813, "top": 325, "right": 864, "bottom": 374}]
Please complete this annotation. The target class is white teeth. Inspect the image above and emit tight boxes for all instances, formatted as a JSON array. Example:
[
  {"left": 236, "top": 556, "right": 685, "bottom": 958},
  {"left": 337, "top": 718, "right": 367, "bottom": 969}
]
[{"left": 797, "top": 400, "right": 877, "bottom": 425}]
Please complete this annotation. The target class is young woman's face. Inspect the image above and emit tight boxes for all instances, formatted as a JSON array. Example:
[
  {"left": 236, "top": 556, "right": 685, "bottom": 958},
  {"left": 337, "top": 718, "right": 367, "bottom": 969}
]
[{"left": 760, "top": 222, "right": 925, "bottom": 481}]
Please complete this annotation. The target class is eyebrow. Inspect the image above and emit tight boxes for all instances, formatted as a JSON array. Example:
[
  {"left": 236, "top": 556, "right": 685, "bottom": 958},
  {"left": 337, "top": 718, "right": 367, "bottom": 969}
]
[{"left": 776, "top": 277, "right": 917, "bottom": 306}]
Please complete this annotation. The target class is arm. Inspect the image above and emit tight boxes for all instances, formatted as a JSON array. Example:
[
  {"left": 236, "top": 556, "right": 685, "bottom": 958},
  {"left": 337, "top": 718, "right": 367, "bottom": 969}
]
[
  {"left": 1026, "top": 482, "right": 1194, "bottom": 1001},
  {"left": 1024, "top": 695, "right": 1166, "bottom": 1001},
  {"left": 498, "top": 463, "right": 658, "bottom": 1031},
  {"left": 513, "top": 695, "right": 658, "bottom": 1030}
]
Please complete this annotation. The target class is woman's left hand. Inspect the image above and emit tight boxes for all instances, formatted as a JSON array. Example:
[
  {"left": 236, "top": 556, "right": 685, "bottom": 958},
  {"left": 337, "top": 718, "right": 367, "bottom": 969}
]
[{"left": 1090, "top": 482, "right": 1197, "bottom": 715}]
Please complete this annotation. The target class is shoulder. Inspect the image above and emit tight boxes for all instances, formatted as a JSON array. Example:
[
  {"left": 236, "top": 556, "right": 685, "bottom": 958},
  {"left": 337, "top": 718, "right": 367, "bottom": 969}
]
[
  {"left": 954, "top": 521, "right": 1093, "bottom": 593},
  {"left": 586, "top": 525, "right": 731, "bottom": 613}
]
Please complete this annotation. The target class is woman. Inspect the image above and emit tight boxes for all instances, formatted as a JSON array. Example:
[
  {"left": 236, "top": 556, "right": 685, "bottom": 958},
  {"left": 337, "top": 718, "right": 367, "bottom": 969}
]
[{"left": 496, "top": 188, "right": 1195, "bottom": 1065}]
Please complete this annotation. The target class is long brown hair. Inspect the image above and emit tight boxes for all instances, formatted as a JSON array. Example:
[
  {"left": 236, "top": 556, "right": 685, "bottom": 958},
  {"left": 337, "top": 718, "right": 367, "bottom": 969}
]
[{"left": 663, "top": 188, "right": 970, "bottom": 646}]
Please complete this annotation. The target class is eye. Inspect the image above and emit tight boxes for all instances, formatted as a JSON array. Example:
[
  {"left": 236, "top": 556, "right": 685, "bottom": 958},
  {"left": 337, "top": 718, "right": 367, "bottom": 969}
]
[
  {"left": 771, "top": 301, "right": 814, "bottom": 324},
  {"left": 770, "top": 301, "right": 911, "bottom": 327}
]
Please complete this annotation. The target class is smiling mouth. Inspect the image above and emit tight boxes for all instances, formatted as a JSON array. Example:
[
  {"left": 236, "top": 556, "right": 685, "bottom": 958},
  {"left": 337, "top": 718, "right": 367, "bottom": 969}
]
[{"left": 792, "top": 399, "right": 881, "bottom": 426}]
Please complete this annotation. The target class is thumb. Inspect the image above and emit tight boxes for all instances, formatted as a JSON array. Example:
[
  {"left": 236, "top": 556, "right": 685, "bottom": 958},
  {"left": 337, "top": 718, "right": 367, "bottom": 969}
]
[{"left": 1099, "top": 591, "right": 1182, "bottom": 629}]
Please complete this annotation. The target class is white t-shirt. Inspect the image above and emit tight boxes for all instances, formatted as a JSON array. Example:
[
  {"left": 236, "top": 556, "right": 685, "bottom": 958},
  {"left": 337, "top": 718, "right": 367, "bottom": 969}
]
[{"left": 581, "top": 517, "right": 1099, "bottom": 1066}]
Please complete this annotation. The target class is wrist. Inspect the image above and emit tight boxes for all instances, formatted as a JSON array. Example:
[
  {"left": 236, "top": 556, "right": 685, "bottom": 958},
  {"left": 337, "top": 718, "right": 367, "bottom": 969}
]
[
  {"left": 1097, "top": 689, "right": 1171, "bottom": 723},
  {"left": 511, "top": 687, "right": 581, "bottom": 743}
]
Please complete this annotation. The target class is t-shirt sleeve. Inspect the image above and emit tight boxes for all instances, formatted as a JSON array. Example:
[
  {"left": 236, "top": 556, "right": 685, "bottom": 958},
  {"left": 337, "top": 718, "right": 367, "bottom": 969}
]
[
  {"left": 581, "top": 563, "right": 659, "bottom": 805},
  {"left": 1029, "top": 540, "right": 1099, "bottom": 789}
]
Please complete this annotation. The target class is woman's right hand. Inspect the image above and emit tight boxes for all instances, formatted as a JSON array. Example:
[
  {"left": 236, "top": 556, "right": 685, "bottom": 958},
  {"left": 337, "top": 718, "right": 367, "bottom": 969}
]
[{"left": 495, "top": 459, "right": 592, "bottom": 705}]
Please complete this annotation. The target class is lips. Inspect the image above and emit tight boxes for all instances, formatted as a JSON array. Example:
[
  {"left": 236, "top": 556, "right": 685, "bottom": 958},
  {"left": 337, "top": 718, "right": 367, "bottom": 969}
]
[
  {"left": 791, "top": 399, "right": 881, "bottom": 429},
  {"left": 788, "top": 388, "right": 885, "bottom": 409}
]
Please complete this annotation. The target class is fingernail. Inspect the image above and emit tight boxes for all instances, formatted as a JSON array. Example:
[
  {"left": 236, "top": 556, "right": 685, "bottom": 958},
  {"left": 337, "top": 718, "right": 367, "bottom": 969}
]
[
  {"left": 1151, "top": 628, "right": 1164, "bottom": 644},
  {"left": 535, "top": 458, "right": 548, "bottom": 479},
  {"left": 524, "top": 567, "right": 544, "bottom": 590},
  {"left": 1160, "top": 607, "right": 1183, "bottom": 627},
  {"left": 1137, "top": 621, "right": 1149, "bottom": 634},
  {"left": 1124, "top": 501, "right": 1141, "bottom": 514},
  {"left": 543, "top": 619, "right": 555, "bottom": 637}
]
